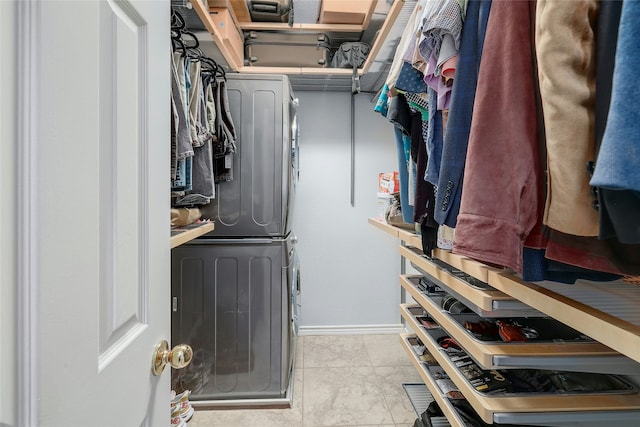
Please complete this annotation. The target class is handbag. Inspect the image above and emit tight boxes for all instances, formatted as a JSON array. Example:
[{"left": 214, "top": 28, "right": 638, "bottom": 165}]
[
  {"left": 331, "top": 42, "right": 371, "bottom": 93},
  {"left": 386, "top": 192, "right": 415, "bottom": 230}
]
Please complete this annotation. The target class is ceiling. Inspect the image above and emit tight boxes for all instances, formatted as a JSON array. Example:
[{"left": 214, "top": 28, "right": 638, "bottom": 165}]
[{"left": 174, "top": 0, "right": 419, "bottom": 94}]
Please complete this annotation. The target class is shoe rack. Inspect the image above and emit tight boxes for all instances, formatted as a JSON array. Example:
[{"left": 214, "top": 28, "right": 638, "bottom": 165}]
[{"left": 369, "top": 217, "right": 640, "bottom": 426}]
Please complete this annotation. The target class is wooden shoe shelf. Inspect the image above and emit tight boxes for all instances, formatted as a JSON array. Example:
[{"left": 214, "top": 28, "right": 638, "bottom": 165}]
[
  {"left": 400, "top": 276, "right": 640, "bottom": 374},
  {"left": 369, "top": 217, "right": 640, "bottom": 426}
]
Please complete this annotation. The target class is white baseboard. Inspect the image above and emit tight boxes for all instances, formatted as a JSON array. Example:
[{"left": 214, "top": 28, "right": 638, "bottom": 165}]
[{"left": 297, "top": 324, "right": 404, "bottom": 336}]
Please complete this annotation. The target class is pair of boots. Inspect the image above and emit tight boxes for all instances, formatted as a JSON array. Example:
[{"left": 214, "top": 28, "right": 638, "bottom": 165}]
[{"left": 171, "top": 390, "right": 194, "bottom": 427}]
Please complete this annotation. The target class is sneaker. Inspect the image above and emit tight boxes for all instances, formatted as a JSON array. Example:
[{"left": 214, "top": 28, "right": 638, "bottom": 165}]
[
  {"left": 171, "top": 406, "right": 187, "bottom": 427},
  {"left": 171, "top": 400, "right": 194, "bottom": 423},
  {"left": 171, "top": 389, "right": 191, "bottom": 406}
]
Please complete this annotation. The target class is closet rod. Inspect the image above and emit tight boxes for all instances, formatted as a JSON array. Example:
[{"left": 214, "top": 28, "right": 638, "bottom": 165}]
[{"left": 350, "top": 92, "right": 355, "bottom": 207}]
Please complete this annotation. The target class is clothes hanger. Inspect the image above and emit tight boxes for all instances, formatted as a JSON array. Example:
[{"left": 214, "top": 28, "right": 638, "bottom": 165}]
[
  {"left": 172, "top": 35, "right": 187, "bottom": 55},
  {"left": 171, "top": 9, "right": 186, "bottom": 31},
  {"left": 180, "top": 31, "right": 199, "bottom": 50}
]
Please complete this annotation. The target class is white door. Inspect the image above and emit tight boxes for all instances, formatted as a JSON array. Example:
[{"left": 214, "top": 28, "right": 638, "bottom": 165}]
[{"left": 14, "top": 1, "right": 172, "bottom": 426}]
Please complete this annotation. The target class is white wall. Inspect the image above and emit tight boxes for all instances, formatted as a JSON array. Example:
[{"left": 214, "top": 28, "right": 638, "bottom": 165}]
[{"left": 293, "top": 91, "right": 402, "bottom": 333}]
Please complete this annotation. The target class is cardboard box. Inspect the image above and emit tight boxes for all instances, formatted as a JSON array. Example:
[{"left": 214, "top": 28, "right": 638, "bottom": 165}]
[
  {"left": 378, "top": 171, "right": 399, "bottom": 194},
  {"left": 209, "top": 7, "right": 244, "bottom": 67},
  {"left": 319, "top": 0, "right": 375, "bottom": 25}
]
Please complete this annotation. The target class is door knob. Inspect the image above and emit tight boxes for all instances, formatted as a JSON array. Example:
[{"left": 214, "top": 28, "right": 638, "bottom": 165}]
[{"left": 152, "top": 340, "right": 193, "bottom": 376}]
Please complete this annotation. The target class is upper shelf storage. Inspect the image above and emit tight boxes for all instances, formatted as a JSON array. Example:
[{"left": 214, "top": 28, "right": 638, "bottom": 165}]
[{"left": 185, "top": 0, "right": 407, "bottom": 76}]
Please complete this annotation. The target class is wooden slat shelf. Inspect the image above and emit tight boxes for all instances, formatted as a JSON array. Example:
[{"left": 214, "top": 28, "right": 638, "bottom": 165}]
[
  {"left": 432, "top": 249, "right": 501, "bottom": 284},
  {"left": 237, "top": 66, "right": 362, "bottom": 76},
  {"left": 400, "top": 274, "right": 627, "bottom": 365},
  {"left": 489, "top": 271, "right": 640, "bottom": 366},
  {"left": 368, "top": 217, "right": 399, "bottom": 238},
  {"left": 170, "top": 222, "right": 214, "bottom": 249},
  {"left": 400, "top": 333, "right": 469, "bottom": 427},
  {"left": 209, "top": 0, "right": 252, "bottom": 23},
  {"left": 238, "top": 22, "right": 365, "bottom": 32},
  {"left": 400, "top": 246, "right": 525, "bottom": 316},
  {"left": 361, "top": 0, "right": 404, "bottom": 74},
  {"left": 368, "top": 217, "right": 422, "bottom": 249},
  {"left": 399, "top": 290, "right": 640, "bottom": 376},
  {"left": 398, "top": 228, "right": 423, "bottom": 250},
  {"left": 403, "top": 309, "right": 640, "bottom": 425},
  {"left": 191, "top": 0, "right": 243, "bottom": 70}
]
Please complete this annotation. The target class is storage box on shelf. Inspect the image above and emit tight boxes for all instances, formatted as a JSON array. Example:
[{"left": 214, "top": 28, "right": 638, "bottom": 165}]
[{"left": 319, "top": 0, "right": 377, "bottom": 26}]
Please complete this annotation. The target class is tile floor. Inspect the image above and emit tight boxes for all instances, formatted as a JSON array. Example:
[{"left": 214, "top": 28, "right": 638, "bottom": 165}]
[{"left": 188, "top": 334, "right": 422, "bottom": 427}]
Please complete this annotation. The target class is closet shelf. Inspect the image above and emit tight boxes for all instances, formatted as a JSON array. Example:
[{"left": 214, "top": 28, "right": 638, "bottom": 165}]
[
  {"left": 170, "top": 222, "right": 214, "bottom": 249},
  {"left": 400, "top": 246, "right": 542, "bottom": 318},
  {"left": 403, "top": 312, "right": 640, "bottom": 426},
  {"left": 191, "top": 0, "right": 405, "bottom": 76},
  {"left": 400, "top": 276, "right": 640, "bottom": 374},
  {"left": 402, "top": 382, "right": 453, "bottom": 427},
  {"left": 189, "top": 0, "right": 243, "bottom": 70},
  {"left": 368, "top": 217, "right": 422, "bottom": 248},
  {"left": 400, "top": 333, "right": 468, "bottom": 427},
  {"left": 489, "top": 271, "right": 640, "bottom": 366},
  {"left": 368, "top": 217, "right": 401, "bottom": 237},
  {"left": 237, "top": 22, "right": 366, "bottom": 32},
  {"left": 432, "top": 249, "right": 496, "bottom": 284}
]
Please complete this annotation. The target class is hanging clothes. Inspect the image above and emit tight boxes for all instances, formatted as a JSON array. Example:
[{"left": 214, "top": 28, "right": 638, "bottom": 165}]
[
  {"left": 591, "top": 0, "right": 640, "bottom": 244},
  {"left": 417, "top": 0, "right": 463, "bottom": 68},
  {"left": 374, "top": 84, "right": 417, "bottom": 224},
  {"left": 453, "top": 0, "right": 541, "bottom": 273},
  {"left": 374, "top": 0, "right": 640, "bottom": 278},
  {"left": 385, "top": 0, "right": 427, "bottom": 93},
  {"left": 170, "top": 11, "right": 235, "bottom": 206},
  {"left": 171, "top": 52, "right": 194, "bottom": 196},
  {"left": 211, "top": 77, "right": 237, "bottom": 183},
  {"left": 434, "top": 0, "right": 492, "bottom": 228},
  {"left": 174, "top": 64, "right": 216, "bottom": 206},
  {"left": 536, "top": 0, "right": 599, "bottom": 237},
  {"left": 522, "top": 0, "right": 640, "bottom": 279},
  {"left": 423, "top": 87, "right": 443, "bottom": 187}
]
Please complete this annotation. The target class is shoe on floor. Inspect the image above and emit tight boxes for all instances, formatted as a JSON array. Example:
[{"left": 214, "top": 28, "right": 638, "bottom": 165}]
[
  {"left": 171, "top": 401, "right": 194, "bottom": 423},
  {"left": 171, "top": 389, "right": 191, "bottom": 406},
  {"left": 170, "top": 413, "right": 187, "bottom": 427}
]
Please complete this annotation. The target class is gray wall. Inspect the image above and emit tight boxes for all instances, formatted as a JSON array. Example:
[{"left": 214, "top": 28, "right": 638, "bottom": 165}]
[
  {"left": 292, "top": 91, "right": 403, "bottom": 333},
  {"left": 0, "top": 1, "right": 16, "bottom": 424}
]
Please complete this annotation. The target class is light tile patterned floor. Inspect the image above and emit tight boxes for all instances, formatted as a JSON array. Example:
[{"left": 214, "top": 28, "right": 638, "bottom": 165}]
[{"left": 188, "top": 334, "right": 421, "bottom": 427}]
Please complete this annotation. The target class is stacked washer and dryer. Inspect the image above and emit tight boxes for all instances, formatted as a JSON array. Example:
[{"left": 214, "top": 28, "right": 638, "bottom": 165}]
[{"left": 171, "top": 73, "right": 300, "bottom": 406}]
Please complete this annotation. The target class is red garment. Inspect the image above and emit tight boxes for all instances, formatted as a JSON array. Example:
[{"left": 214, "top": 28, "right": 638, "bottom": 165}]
[{"left": 453, "top": 0, "right": 541, "bottom": 273}]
